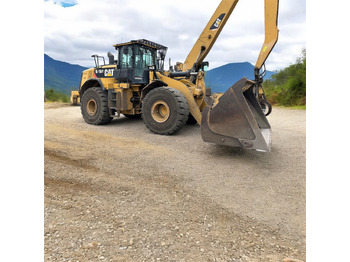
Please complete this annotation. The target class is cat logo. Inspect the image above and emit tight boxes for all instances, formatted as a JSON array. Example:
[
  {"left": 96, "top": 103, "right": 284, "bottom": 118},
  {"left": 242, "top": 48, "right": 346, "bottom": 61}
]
[
  {"left": 210, "top": 13, "right": 225, "bottom": 30},
  {"left": 104, "top": 69, "right": 114, "bottom": 77}
]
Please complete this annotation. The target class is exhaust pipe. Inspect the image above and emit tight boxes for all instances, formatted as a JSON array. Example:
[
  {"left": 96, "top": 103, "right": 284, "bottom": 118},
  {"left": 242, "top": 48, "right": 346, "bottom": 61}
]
[{"left": 201, "top": 77, "right": 271, "bottom": 152}]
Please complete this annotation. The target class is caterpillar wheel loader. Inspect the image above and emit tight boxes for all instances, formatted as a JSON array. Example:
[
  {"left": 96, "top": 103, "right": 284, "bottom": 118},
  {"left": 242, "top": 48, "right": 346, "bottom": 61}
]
[
  {"left": 70, "top": 90, "right": 80, "bottom": 105},
  {"left": 74, "top": 0, "right": 279, "bottom": 152}
]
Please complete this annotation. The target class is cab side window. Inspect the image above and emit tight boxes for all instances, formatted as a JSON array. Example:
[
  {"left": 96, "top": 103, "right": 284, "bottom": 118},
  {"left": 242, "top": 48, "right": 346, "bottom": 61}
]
[{"left": 120, "top": 46, "right": 133, "bottom": 69}]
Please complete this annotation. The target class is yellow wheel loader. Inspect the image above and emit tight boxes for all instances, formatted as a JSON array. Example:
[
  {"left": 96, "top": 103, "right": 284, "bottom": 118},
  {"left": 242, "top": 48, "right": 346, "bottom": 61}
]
[
  {"left": 70, "top": 90, "right": 80, "bottom": 105},
  {"left": 74, "top": 0, "right": 279, "bottom": 152}
]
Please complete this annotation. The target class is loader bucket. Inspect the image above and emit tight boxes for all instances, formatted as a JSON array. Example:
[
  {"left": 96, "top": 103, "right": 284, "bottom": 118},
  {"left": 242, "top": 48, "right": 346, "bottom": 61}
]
[{"left": 201, "top": 77, "right": 271, "bottom": 152}]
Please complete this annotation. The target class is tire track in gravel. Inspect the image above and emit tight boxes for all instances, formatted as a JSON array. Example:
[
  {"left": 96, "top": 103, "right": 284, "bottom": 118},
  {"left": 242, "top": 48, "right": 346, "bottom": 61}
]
[{"left": 44, "top": 143, "right": 304, "bottom": 261}]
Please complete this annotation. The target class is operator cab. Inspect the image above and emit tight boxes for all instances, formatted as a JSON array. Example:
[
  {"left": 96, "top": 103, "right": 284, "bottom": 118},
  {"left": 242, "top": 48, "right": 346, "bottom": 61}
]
[{"left": 113, "top": 39, "right": 167, "bottom": 85}]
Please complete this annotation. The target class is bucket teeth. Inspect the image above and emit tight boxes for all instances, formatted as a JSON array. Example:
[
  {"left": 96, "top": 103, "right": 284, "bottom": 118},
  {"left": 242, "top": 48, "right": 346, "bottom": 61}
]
[{"left": 201, "top": 77, "right": 271, "bottom": 152}]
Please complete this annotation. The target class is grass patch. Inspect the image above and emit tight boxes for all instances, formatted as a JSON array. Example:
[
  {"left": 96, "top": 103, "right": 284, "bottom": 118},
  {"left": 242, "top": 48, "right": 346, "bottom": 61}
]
[
  {"left": 289, "top": 105, "right": 306, "bottom": 110},
  {"left": 45, "top": 88, "right": 69, "bottom": 103}
]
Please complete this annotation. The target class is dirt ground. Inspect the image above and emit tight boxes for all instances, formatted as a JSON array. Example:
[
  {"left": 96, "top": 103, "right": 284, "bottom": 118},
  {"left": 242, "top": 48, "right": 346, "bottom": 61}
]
[{"left": 44, "top": 102, "right": 306, "bottom": 262}]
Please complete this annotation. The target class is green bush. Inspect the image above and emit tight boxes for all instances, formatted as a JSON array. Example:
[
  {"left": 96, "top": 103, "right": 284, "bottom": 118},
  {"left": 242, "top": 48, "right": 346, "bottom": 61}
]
[
  {"left": 45, "top": 88, "right": 69, "bottom": 102},
  {"left": 263, "top": 49, "right": 306, "bottom": 107}
]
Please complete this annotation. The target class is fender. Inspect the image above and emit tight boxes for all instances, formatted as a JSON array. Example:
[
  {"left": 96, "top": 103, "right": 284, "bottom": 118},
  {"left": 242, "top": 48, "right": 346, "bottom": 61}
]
[
  {"left": 79, "top": 78, "right": 105, "bottom": 97},
  {"left": 141, "top": 79, "right": 168, "bottom": 101}
]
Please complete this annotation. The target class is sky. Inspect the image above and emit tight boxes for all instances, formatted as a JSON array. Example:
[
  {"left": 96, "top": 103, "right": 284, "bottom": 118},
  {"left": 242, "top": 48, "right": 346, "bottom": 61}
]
[{"left": 44, "top": 0, "right": 305, "bottom": 71}]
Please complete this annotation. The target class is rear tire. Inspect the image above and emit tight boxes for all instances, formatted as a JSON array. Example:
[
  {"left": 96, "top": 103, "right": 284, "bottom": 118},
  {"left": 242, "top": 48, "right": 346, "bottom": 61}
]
[
  {"left": 142, "top": 87, "right": 189, "bottom": 135},
  {"left": 81, "top": 87, "right": 112, "bottom": 125}
]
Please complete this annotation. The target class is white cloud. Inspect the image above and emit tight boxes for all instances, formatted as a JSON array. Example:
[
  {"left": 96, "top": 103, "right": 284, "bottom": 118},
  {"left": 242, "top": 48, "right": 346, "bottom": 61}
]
[{"left": 44, "top": 0, "right": 306, "bottom": 70}]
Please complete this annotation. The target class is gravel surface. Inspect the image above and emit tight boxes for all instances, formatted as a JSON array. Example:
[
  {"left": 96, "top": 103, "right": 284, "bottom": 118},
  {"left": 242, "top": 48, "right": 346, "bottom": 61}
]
[{"left": 44, "top": 102, "right": 305, "bottom": 261}]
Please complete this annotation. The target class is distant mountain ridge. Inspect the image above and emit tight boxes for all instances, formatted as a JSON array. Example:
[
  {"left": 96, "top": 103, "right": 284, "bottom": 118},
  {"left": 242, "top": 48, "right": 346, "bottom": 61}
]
[
  {"left": 44, "top": 54, "right": 275, "bottom": 95},
  {"left": 205, "top": 62, "right": 275, "bottom": 93},
  {"left": 44, "top": 54, "right": 88, "bottom": 95}
]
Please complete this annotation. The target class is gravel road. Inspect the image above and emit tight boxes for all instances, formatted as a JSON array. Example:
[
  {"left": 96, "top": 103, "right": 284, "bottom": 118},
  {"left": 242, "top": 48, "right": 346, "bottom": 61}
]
[{"left": 44, "top": 103, "right": 305, "bottom": 262}]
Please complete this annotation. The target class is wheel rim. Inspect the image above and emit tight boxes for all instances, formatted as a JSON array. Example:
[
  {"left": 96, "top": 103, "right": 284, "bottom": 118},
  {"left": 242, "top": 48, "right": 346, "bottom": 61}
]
[
  {"left": 87, "top": 98, "right": 97, "bottom": 116},
  {"left": 151, "top": 100, "right": 170, "bottom": 123}
]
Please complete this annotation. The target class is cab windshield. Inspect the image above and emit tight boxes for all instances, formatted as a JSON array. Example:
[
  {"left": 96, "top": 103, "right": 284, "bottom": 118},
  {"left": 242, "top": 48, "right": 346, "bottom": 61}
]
[{"left": 134, "top": 45, "right": 157, "bottom": 77}]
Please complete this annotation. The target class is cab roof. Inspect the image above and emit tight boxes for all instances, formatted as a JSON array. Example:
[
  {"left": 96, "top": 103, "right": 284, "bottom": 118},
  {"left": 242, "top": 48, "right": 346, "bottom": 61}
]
[{"left": 113, "top": 39, "right": 167, "bottom": 51}]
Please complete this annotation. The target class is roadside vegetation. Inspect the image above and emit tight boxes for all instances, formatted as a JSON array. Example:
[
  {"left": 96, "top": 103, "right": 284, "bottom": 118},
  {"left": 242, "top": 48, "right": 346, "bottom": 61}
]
[
  {"left": 263, "top": 49, "right": 306, "bottom": 108},
  {"left": 45, "top": 88, "right": 69, "bottom": 103}
]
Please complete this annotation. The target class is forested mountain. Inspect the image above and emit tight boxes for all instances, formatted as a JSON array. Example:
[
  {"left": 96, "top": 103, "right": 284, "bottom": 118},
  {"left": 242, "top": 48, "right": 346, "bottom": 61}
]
[
  {"left": 44, "top": 54, "right": 273, "bottom": 95},
  {"left": 44, "top": 54, "right": 87, "bottom": 95}
]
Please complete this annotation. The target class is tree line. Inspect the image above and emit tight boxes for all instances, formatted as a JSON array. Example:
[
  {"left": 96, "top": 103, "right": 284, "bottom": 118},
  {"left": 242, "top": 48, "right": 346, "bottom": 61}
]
[{"left": 263, "top": 48, "right": 306, "bottom": 107}]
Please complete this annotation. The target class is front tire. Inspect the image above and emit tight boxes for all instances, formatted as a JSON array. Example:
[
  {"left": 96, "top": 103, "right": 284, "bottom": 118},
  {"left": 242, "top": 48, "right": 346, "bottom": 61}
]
[
  {"left": 142, "top": 87, "right": 189, "bottom": 135},
  {"left": 81, "top": 87, "right": 112, "bottom": 125}
]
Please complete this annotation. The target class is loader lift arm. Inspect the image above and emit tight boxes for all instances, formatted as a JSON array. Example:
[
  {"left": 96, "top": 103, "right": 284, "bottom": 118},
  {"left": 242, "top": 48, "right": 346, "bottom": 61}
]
[
  {"left": 254, "top": 0, "right": 279, "bottom": 83},
  {"left": 182, "top": 0, "right": 239, "bottom": 72},
  {"left": 182, "top": 0, "right": 279, "bottom": 79}
]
